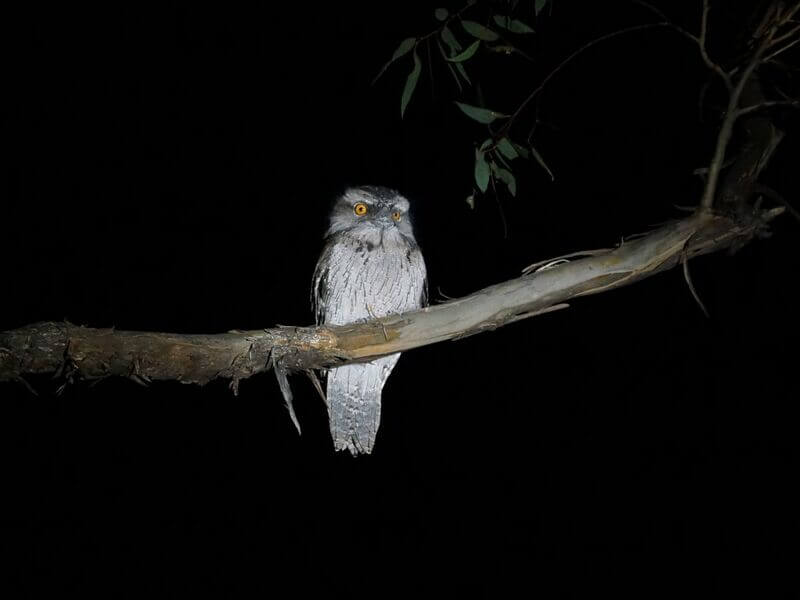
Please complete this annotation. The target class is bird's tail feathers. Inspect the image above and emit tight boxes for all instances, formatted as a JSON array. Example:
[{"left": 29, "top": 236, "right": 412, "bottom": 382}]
[{"left": 326, "top": 360, "right": 396, "bottom": 455}]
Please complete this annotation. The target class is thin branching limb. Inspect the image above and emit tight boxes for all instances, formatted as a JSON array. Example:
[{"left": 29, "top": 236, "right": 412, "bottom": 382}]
[
  {"left": 634, "top": 0, "right": 731, "bottom": 90},
  {"left": 764, "top": 36, "right": 800, "bottom": 62},
  {"left": 750, "top": 184, "right": 800, "bottom": 223},
  {"left": 697, "top": 0, "right": 734, "bottom": 90},
  {"left": 699, "top": 22, "right": 776, "bottom": 212},
  {"left": 770, "top": 22, "right": 800, "bottom": 46},
  {"left": 736, "top": 99, "right": 800, "bottom": 118},
  {"left": 501, "top": 23, "right": 676, "bottom": 135}
]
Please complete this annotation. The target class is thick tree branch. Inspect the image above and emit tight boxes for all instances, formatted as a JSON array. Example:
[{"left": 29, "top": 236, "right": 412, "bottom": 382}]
[
  {"left": 2, "top": 2, "right": 794, "bottom": 406},
  {"left": 0, "top": 207, "right": 784, "bottom": 392}
]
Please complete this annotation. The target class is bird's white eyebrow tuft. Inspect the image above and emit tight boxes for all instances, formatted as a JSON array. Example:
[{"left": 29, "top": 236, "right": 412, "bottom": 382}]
[
  {"left": 393, "top": 198, "right": 410, "bottom": 212},
  {"left": 342, "top": 189, "right": 372, "bottom": 205},
  {"left": 340, "top": 187, "right": 411, "bottom": 211}
]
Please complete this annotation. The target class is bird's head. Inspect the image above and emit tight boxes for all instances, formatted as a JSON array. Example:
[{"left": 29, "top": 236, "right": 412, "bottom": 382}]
[{"left": 326, "top": 185, "right": 416, "bottom": 240}]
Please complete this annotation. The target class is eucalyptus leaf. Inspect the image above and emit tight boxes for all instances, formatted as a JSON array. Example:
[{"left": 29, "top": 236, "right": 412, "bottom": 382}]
[
  {"left": 493, "top": 15, "right": 511, "bottom": 30},
  {"left": 438, "top": 40, "right": 470, "bottom": 89},
  {"left": 439, "top": 43, "right": 464, "bottom": 92},
  {"left": 493, "top": 16, "right": 535, "bottom": 34},
  {"left": 494, "top": 150, "right": 512, "bottom": 170},
  {"left": 434, "top": 8, "right": 449, "bottom": 21},
  {"left": 505, "top": 173, "right": 518, "bottom": 196},
  {"left": 455, "top": 62, "right": 472, "bottom": 86},
  {"left": 455, "top": 101, "right": 508, "bottom": 124},
  {"left": 401, "top": 50, "right": 421, "bottom": 118},
  {"left": 530, "top": 144, "right": 554, "bottom": 180},
  {"left": 491, "top": 162, "right": 517, "bottom": 196},
  {"left": 436, "top": 39, "right": 448, "bottom": 59},
  {"left": 392, "top": 38, "right": 417, "bottom": 61},
  {"left": 372, "top": 37, "right": 417, "bottom": 84},
  {"left": 479, "top": 138, "right": 493, "bottom": 151},
  {"left": 446, "top": 62, "right": 463, "bottom": 92},
  {"left": 535, "top": 0, "right": 548, "bottom": 16},
  {"left": 509, "top": 19, "right": 535, "bottom": 34},
  {"left": 445, "top": 39, "right": 480, "bottom": 62},
  {"left": 474, "top": 150, "right": 490, "bottom": 193},
  {"left": 440, "top": 25, "right": 462, "bottom": 54},
  {"left": 461, "top": 20, "right": 499, "bottom": 42},
  {"left": 497, "top": 137, "right": 518, "bottom": 160},
  {"left": 511, "top": 142, "right": 530, "bottom": 159},
  {"left": 465, "top": 194, "right": 475, "bottom": 209}
]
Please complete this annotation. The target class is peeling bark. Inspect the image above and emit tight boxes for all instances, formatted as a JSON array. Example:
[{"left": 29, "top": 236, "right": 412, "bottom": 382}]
[
  {"left": 0, "top": 208, "right": 783, "bottom": 391},
  {"left": 2, "top": 1, "right": 796, "bottom": 403}
]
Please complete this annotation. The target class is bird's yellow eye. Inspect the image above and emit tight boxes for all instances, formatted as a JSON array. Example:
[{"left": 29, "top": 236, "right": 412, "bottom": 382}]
[
  {"left": 354, "top": 202, "right": 368, "bottom": 216},
  {"left": 391, "top": 211, "right": 402, "bottom": 222}
]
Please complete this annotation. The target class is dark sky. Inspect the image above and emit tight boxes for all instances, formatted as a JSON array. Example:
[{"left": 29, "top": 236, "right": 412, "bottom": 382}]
[{"left": 3, "top": 2, "right": 799, "bottom": 597}]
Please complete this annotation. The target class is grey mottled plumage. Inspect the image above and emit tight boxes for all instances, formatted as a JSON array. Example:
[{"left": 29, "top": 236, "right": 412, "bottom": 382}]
[{"left": 312, "top": 186, "right": 427, "bottom": 454}]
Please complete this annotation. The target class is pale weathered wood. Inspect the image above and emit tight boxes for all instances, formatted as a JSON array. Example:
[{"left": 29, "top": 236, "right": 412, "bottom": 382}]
[
  {"left": 2, "top": 2, "right": 795, "bottom": 399},
  {"left": 0, "top": 208, "right": 783, "bottom": 392}
]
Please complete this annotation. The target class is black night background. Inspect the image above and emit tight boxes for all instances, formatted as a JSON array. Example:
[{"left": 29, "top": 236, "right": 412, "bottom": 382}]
[{"left": 2, "top": 2, "right": 799, "bottom": 597}]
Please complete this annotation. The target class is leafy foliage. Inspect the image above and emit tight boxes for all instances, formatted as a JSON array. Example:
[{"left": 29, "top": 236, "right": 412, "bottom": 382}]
[
  {"left": 373, "top": 37, "right": 416, "bottom": 85},
  {"left": 445, "top": 39, "right": 480, "bottom": 62},
  {"left": 373, "top": 0, "right": 554, "bottom": 203},
  {"left": 497, "top": 137, "right": 518, "bottom": 160},
  {"left": 461, "top": 20, "right": 500, "bottom": 41},
  {"left": 401, "top": 50, "right": 421, "bottom": 118},
  {"left": 455, "top": 102, "right": 507, "bottom": 124},
  {"left": 474, "top": 149, "right": 490, "bottom": 192},
  {"left": 492, "top": 15, "right": 535, "bottom": 34}
]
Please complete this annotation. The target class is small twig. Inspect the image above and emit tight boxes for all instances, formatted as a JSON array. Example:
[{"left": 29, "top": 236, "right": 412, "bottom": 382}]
[
  {"left": 14, "top": 376, "right": 39, "bottom": 396},
  {"left": 488, "top": 171, "right": 508, "bottom": 239},
  {"left": 426, "top": 39, "right": 435, "bottom": 100},
  {"left": 776, "top": 198, "right": 800, "bottom": 224},
  {"left": 699, "top": 0, "right": 710, "bottom": 48},
  {"left": 697, "top": 79, "right": 712, "bottom": 122},
  {"left": 750, "top": 184, "right": 800, "bottom": 223},
  {"left": 695, "top": 0, "right": 732, "bottom": 90},
  {"left": 770, "top": 22, "right": 800, "bottom": 46},
  {"left": 306, "top": 369, "right": 328, "bottom": 408},
  {"left": 752, "top": 2, "right": 779, "bottom": 40},
  {"left": 682, "top": 255, "right": 710, "bottom": 318},
  {"left": 523, "top": 248, "right": 614, "bottom": 274},
  {"left": 502, "top": 23, "right": 676, "bottom": 135},
  {"left": 782, "top": 2, "right": 800, "bottom": 23},
  {"left": 736, "top": 99, "right": 800, "bottom": 118},
  {"left": 634, "top": 0, "right": 731, "bottom": 90},
  {"left": 699, "top": 25, "right": 775, "bottom": 211},
  {"left": 501, "top": 303, "right": 570, "bottom": 326},
  {"left": 416, "top": 2, "right": 474, "bottom": 44},
  {"left": 505, "top": 2, "right": 743, "bottom": 138},
  {"left": 631, "top": 0, "right": 669, "bottom": 22},
  {"left": 763, "top": 36, "right": 800, "bottom": 62},
  {"left": 272, "top": 350, "right": 301, "bottom": 435},
  {"left": 435, "top": 287, "right": 457, "bottom": 301}
]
